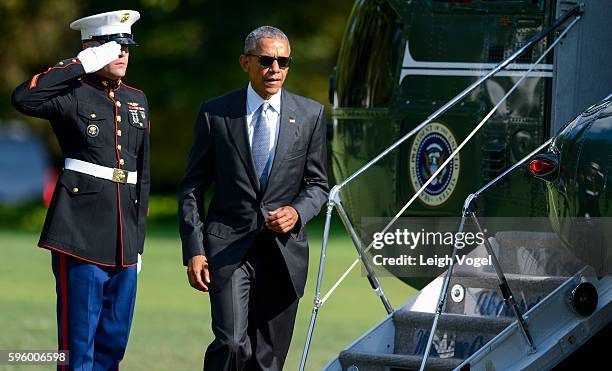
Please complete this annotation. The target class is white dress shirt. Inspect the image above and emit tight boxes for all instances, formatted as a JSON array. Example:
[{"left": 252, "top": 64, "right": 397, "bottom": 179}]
[{"left": 246, "top": 83, "right": 281, "bottom": 175}]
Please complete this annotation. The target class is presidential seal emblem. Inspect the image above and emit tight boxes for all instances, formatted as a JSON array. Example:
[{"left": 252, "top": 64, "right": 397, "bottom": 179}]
[
  {"left": 409, "top": 122, "right": 460, "bottom": 206},
  {"left": 86, "top": 124, "right": 99, "bottom": 137}
]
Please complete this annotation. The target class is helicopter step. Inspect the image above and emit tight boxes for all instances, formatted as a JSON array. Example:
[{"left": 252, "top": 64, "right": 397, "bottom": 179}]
[
  {"left": 338, "top": 301, "right": 514, "bottom": 370},
  {"left": 333, "top": 257, "right": 610, "bottom": 371},
  {"left": 448, "top": 271, "right": 567, "bottom": 292},
  {"left": 338, "top": 350, "right": 462, "bottom": 371},
  {"left": 392, "top": 311, "right": 513, "bottom": 356},
  {"left": 444, "top": 271, "right": 568, "bottom": 316},
  {"left": 325, "top": 229, "right": 610, "bottom": 371}
]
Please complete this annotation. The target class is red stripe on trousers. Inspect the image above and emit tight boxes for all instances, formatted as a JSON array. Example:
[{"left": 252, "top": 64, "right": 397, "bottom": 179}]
[{"left": 59, "top": 255, "right": 68, "bottom": 371}]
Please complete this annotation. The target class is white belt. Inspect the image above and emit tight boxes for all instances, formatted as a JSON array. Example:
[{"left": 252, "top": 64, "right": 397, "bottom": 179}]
[{"left": 64, "top": 158, "right": 137, "bottom": 184}]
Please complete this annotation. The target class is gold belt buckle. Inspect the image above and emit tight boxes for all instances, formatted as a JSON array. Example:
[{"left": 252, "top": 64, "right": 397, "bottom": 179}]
[{"left": 112, "top": 168, "right": 128, "bottom": 184}]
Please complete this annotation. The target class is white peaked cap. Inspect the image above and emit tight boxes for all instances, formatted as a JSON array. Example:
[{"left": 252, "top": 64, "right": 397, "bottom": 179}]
[{"left": 70, "top": 10, "right": 140, "bottom": 41}]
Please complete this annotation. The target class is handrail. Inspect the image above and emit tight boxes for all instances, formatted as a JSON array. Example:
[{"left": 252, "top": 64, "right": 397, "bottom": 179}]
[
  {"left": 299, "top": 6, "right": 583, "bottom": 371},
  {"left": 418, "top": 14, "right": 582, "bottom": 371}
]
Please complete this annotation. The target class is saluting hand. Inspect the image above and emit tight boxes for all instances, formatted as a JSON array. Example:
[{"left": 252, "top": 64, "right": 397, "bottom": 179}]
[
  {"left": 266, "top": 206, "right": 299, "bottom": 233},
  {"left": 77, "top": 41, "right": 122, "bottom": 73},
  {"left": 187, "top": 255, "right": 210, "bottom": 292}
]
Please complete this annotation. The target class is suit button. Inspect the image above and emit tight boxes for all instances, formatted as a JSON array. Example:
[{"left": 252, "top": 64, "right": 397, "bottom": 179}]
[
  {"left": 116, "top": 101, "right": 122, "bottom": 107},
  {"left": 116, "top": 115, "right": 122, "bottom": 122},
  {"left": 117, "top": 129, "right": 122, "bottom": 136},
  {"left": 72, "top": 187, "right": 79, "bottom": 193},
  {"left": 109, "top": 91, "right": 115, "bottom": 98},
  {"left": 117, "top": 144, "right": 122, "bottom": 151}
]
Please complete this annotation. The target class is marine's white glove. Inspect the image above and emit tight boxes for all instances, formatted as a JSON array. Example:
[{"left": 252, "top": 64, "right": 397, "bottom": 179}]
[
  {"left": 137, "top": 254, "right": 142, "bottom": 274},
  {"left": 77, "top": 41, "right": 121, "bottom": 73}
]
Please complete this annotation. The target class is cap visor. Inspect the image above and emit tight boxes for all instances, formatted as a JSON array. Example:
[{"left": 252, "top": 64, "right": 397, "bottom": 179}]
[{"left": 112, "top": 37, "right": 138, "bottom": 46}]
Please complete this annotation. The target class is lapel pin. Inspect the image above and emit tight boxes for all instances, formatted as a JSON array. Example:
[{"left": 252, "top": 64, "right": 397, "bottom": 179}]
[{"left": 289, "top": 117, "right": 296, "bottom": 124}]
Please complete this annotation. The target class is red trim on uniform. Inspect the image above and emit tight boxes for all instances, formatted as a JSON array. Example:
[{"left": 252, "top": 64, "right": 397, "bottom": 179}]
[
  {"left": 107, "top": 91, "right": 130, "bottom": 268},
  {"left": 59, "top": 255, "right": 68, "bottom": 371},
  {"left": 121, "top": 84, "right": 144, "bottom": 93},
  {"left": 39, "top": 243, "right": 117, "bottom": 267},
  {"left": 29, "top": 74, "right": 41, "bottom": 89},
  {"left": 148, "top": 120, "right": 151, "bottom": 136},
  {"left": 29, "top": 59, "right": 79, "bottom": 88},
  {"left": 43, "top": 61, "right": 81, "bottom": 74}
]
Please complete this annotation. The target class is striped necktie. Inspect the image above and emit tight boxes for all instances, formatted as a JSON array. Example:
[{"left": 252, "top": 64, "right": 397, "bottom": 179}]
[{"left": 251, "top": 102, "right": 272, "bottom": 186}]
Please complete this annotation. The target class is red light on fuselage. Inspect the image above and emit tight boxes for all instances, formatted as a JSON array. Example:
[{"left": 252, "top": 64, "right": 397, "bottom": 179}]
[{"left": 530, "top": 159, "right": 556, "bottom": 174}]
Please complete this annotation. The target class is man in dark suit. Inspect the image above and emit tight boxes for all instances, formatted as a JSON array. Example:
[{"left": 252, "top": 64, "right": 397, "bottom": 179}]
[{"left": 178, "top": 26, "right": 328, "bottom": 370}]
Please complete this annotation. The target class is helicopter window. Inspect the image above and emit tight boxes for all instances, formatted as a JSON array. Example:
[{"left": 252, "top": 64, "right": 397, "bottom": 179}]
[
  {"left": 336, "top": 0, "right": 402, "bottom": 108},
  {"left": 488, "top": 46, "right": 505, "bottom": 62},
  {"left": 517, "top": 49, "right": 533, "bottom": 64}
]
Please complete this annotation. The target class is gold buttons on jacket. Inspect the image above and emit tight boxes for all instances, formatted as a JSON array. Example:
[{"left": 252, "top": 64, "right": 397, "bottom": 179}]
[
  {"left": 109, "top": 91, "right": 115, "bottom": 98},
  {"left": 117, "top": 129, "right": 122, "bottom": 136},
  {"left": 117, "top": 144, "right": 122, "bottom": 151},
  {"left": 72, "top": 187, "right": 79, "bottom": 193},
  {"left": 59, "top": 61, "right": 64, "bottom": 65},
  {"left": 119, "top": 158, "right": 125, "bottom": 166},
  {"left": 116, "top": 101, "right": 122, "bottom": 107},
  {"left": 72, "top": 59, "right": 77, "bottom": 62},
  {"left": 116, "top": 116, "right": 122, "bottom": 122},
  {"left": 102, "top": 81, "right": 108, "bottom": 87},
  {"left": 90, "top": 113, "right": 96, "bottom": 118}
]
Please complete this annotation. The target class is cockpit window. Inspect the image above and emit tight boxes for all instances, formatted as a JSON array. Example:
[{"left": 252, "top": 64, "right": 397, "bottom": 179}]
[{"left": 336, "top": 0, "right": 403, "bottom": 108}]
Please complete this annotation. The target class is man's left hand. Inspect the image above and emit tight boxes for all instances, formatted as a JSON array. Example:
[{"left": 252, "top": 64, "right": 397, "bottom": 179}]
[{"left": 266, "top": 206, "right": 299, "bottom": 233}]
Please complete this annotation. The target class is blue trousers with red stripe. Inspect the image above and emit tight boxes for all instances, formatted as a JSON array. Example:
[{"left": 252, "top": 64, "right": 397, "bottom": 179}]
[{"left": 52, "top": 253, "right": 137, "bottom": 371}]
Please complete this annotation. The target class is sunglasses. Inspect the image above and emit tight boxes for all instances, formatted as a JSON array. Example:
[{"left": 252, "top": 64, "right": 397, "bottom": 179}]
[{"left": 246, "top": 54, "right": 292, "bottom": 68}]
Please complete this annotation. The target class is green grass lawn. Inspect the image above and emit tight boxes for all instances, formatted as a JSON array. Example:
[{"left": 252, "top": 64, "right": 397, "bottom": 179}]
[{"left": 0, "top": 216, "right": 417, "bottom": 370}]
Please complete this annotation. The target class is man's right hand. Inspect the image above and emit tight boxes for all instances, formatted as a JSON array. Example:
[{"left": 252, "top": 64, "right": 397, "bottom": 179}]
[
  {"left": 77, "top": 41, "right": 121, "bottom": 73},
  {"left": 187, "top": 255, "right": 211, "bottom": 292}
]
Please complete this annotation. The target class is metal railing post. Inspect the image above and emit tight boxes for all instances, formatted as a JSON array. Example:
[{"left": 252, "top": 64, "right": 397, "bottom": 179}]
[{"left": 299, "top": 187, "right": 338, "bottom": 371}]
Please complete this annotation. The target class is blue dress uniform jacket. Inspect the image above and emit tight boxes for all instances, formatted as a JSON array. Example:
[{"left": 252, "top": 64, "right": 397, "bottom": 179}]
[{"left": 12, "top": 58, "right": 150, "bottom": 267}]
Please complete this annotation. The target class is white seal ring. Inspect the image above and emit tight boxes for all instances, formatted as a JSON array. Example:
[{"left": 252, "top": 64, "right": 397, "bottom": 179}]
[{"left": 409, "top": 122, "right": 460, "bottom": 206}]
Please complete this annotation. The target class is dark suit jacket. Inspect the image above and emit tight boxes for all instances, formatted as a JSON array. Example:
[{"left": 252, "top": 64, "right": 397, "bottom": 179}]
[{"left": 178, "top": 86, "right": 328, "bottom": 297}]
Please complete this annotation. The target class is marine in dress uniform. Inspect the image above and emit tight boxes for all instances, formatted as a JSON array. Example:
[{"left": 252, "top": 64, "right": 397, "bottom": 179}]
[
  {"left": 179, "top": 26, "right": 328, "bottom": 370},
  {"left": 11, "top": 10, "right": 150, "bottom": 371}
]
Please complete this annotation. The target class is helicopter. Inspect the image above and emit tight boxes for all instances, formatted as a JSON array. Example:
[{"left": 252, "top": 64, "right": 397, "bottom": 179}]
[
  {"left": 326, "top": 0, "right": 611, "bottom": 285},
  {"left": 298, "top": 0, "right": 612, "bottom": 370}
]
